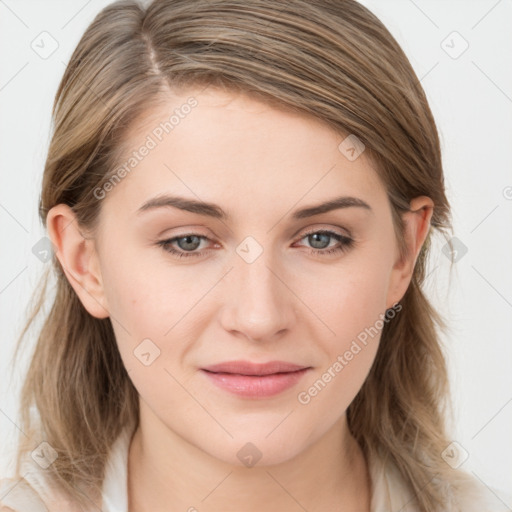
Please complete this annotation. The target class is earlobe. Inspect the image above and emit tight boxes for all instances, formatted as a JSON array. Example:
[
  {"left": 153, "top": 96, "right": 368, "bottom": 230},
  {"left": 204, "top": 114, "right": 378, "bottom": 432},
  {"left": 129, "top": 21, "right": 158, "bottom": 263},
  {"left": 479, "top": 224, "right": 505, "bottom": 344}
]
[
  {"left": 46, "top": 204, "right": 110, "bottom": 319},
  {"left": 386, "top": 196, "right": 434, "bottom": 308}
]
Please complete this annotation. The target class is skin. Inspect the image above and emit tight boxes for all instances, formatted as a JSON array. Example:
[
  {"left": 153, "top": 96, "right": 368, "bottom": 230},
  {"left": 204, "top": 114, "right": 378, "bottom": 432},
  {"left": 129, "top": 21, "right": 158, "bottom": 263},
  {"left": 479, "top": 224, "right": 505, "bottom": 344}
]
[{"left": 47, "top": 85, "right": 433, "bottom": 512}]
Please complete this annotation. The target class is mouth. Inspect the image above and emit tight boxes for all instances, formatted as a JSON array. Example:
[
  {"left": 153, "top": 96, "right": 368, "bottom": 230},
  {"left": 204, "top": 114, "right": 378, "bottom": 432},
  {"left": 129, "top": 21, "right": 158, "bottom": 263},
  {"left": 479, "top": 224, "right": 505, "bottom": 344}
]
[{"left": 200, "top": 360, "right": 311, "bottom": 398}]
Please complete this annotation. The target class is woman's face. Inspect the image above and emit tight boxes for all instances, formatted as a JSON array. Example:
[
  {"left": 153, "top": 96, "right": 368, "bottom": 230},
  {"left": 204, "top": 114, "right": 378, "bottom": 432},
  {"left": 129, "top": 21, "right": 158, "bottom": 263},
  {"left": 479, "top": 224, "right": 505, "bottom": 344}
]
[{"left": 63, "top": 86, "right": 422, "bottom": 466}]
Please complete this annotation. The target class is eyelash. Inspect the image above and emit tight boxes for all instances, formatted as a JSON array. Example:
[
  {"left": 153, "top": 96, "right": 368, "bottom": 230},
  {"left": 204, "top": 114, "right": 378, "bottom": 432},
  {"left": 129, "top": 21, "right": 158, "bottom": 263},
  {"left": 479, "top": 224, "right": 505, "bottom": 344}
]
[{"left": 156, "top": 229, "right": 355, "bottom": 259}]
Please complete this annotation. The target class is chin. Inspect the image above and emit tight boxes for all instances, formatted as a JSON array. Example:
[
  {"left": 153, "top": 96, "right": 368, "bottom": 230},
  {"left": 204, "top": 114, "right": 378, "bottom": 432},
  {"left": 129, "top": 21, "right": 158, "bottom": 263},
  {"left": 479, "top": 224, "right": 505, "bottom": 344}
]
[{"left": 195, "top": 428, "right": 310, "bottom": 468}]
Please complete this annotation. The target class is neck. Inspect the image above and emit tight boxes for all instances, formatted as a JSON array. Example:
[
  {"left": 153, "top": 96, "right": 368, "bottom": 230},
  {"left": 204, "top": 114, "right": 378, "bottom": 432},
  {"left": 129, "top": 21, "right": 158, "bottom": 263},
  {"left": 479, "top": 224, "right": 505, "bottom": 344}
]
[{"left": 127, "top": 402, "right": 371, "bottom": 512}]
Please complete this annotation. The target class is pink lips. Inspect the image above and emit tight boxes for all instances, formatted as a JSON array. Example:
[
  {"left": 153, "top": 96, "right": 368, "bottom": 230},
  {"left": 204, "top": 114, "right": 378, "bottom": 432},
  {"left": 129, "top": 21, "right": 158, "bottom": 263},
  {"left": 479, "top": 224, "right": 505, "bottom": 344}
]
[{"left": 201, "top": 360, "right": 310, "bottom": 399}]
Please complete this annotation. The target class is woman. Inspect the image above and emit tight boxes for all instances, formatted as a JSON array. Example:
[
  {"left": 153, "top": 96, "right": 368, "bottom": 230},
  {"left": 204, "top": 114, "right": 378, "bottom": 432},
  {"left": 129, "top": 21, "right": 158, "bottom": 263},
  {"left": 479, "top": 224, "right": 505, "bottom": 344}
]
[{"left": 0, "top": 0, "right": 507, "bottom": 510}]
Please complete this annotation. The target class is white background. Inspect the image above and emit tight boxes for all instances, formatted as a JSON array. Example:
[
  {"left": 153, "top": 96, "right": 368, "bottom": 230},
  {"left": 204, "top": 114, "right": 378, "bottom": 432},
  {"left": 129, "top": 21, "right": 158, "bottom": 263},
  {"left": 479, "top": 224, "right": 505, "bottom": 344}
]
[{"left": 1, "top": 0, "right": 511, "bottom": 503}]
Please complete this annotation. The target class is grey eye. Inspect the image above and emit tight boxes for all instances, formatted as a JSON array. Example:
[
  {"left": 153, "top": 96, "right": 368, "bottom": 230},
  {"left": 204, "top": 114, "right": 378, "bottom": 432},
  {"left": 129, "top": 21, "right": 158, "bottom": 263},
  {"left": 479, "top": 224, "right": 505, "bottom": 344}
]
[{"left": 175, "top": 235, "right": 202, "bottom": 251}]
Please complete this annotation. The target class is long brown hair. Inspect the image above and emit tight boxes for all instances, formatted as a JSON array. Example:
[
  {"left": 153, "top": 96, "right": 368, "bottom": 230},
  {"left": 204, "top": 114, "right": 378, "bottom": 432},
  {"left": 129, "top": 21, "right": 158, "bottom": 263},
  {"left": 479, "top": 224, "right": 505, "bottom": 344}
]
[{"left": 10, "top": 0, "right": 469, "bottom": 510}]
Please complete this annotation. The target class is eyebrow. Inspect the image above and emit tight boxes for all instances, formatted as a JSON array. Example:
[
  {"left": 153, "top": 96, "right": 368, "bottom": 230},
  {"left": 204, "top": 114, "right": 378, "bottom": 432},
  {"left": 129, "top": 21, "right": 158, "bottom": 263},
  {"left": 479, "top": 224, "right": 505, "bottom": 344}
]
[{"left": 136, "top": 194, "right": 372, "bottom": 220}]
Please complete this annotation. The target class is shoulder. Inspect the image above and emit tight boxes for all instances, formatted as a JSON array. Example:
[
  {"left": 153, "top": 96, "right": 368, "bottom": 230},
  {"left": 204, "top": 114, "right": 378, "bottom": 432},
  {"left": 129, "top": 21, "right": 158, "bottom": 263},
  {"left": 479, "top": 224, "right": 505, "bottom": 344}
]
[
  {"left": 369, "top": 452, "right": 511, "bottom": 512},
  {"left": 0, "top": 472, "right": 97, "bottom": 512},
  {"left": 0, "top": 476, "right": 49, "bottom": 512},
  {"left": 0, "top": 427, "right": 133, "bottom": 512},
  {"left": 448, "top": 471, "right": 512, "bottom": 512}
]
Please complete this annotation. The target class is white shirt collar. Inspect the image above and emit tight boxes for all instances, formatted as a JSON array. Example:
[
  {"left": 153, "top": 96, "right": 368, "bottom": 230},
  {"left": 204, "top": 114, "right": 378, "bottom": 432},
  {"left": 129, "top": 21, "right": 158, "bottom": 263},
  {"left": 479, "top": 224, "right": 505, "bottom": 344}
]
[
  {"left": 12, "top": 427, "right": 508, "bottom": 511},
  {"left": 101, "top": 427, "right": 133, "bottom": 512}
]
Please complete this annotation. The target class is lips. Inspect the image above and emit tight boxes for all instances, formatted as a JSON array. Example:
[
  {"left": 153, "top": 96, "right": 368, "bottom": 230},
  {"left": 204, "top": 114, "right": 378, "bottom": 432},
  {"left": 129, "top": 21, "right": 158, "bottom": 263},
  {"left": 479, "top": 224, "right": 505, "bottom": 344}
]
[
  {"left": 200, "top": 360, "right": 311, "bottom": 398},
  {"left": 202, "top": 360, "right": 309, "bottom": 376}
]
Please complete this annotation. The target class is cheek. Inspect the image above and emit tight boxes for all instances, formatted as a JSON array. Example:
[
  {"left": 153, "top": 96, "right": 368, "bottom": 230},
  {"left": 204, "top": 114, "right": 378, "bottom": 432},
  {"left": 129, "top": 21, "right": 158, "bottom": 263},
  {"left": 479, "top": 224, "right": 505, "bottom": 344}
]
[
  {"left": 98, "top": 243, "right": 218, "bottom": 388},
  {"left": 299, "top": 249, "right": 393, "bottom": 345},
  {"left": 100, "top": 241, "right": 200, "bottom": 333},
  {"left": 293, "top": 248, "right": 392, "bottom": 401},
  {"left": 295, "top": 272, "right": 389, "bottom": 422}
]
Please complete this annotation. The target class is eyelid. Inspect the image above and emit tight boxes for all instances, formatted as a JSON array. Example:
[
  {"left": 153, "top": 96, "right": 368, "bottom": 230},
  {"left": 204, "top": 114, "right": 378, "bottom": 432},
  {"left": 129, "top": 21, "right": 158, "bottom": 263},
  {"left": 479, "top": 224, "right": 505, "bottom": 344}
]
[
  {"left": 156, "top": 224, "right": 216, "bottom": 239},
  {"left": 296, "top": 225, "right": 352, "bottom": 240}
]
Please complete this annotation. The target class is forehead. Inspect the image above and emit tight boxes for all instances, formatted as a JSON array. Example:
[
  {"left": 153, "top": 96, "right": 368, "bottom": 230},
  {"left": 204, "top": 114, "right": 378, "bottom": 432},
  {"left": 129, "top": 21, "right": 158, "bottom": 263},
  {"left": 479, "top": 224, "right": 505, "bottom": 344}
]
[{"left": 101, "top": 86, "right": 388, "bottom": 220}]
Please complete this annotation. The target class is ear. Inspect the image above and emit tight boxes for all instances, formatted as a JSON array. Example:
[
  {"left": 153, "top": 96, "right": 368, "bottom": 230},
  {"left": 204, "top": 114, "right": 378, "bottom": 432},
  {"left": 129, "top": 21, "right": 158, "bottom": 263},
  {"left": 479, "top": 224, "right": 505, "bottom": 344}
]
[
  {"left": 46, "top": 204, "right": 110, "bottom": 319},
  {"left": 386, "top": 196, "right": 434, "bottom": 308}
]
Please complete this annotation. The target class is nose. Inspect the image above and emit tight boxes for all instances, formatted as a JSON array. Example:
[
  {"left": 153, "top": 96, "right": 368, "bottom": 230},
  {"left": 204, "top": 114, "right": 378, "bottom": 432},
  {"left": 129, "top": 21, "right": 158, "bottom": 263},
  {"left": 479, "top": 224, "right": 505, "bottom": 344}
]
[{"left": 219, "top": 248, "right": 296, "bottom": 343}]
